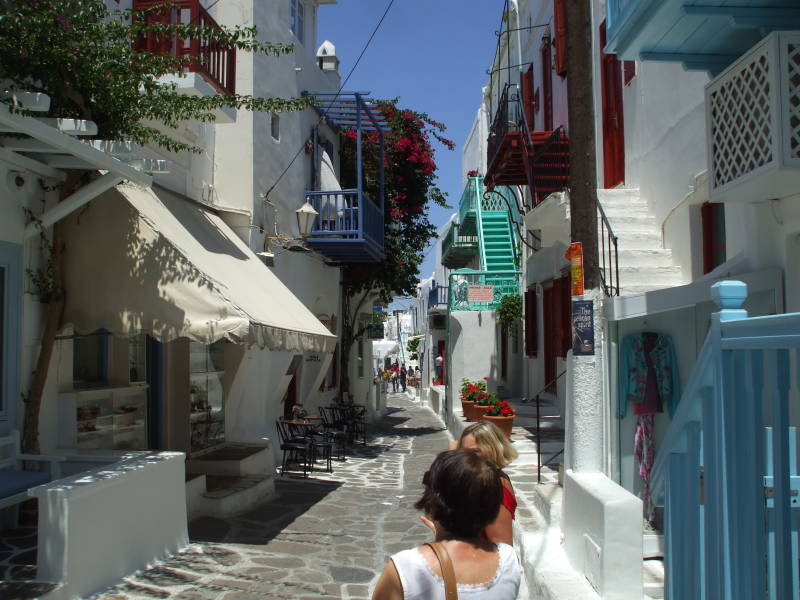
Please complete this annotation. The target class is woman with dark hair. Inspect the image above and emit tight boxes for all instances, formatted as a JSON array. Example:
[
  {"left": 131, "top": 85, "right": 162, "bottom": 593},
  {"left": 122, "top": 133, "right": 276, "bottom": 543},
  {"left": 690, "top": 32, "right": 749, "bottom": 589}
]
[{"left": 371, "top": 450, "right": 520, "bottom": 599}]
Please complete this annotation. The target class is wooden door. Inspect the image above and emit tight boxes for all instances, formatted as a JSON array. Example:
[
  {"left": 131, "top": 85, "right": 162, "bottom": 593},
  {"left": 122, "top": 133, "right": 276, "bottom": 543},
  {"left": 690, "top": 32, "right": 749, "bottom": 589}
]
[{"left": 600, "top": 21, "right": 625, "bottom": 188}]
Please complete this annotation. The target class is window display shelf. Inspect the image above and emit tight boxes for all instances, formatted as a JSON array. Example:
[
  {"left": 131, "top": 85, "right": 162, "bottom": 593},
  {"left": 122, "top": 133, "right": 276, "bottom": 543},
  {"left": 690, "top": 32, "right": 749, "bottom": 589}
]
[{"left": 59, "top": 385, "right": 149, "bottom": 451}]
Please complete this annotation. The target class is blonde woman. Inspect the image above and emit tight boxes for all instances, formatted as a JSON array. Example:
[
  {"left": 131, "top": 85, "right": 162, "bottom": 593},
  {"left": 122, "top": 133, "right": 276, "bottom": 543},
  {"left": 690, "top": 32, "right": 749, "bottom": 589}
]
[{"left": 449, "top": 421, "right": 519, "bottom": 545}]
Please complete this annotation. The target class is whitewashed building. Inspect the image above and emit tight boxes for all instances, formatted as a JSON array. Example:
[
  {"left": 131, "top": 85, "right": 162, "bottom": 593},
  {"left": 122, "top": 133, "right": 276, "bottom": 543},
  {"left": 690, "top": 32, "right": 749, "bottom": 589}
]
[{"left": 0, "top": 1, "right": 390, "bottom": 597}]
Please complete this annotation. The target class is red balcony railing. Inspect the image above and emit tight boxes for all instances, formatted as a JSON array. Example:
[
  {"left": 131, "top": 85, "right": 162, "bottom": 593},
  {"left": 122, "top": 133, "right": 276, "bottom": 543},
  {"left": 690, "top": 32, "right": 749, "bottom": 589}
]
[{"left": 133, "top": 0, "right": 236, "bottom": 95}]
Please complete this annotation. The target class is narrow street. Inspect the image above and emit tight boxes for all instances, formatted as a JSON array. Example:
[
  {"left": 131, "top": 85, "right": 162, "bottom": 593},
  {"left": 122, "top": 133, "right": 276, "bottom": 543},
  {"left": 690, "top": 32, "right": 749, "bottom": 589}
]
[{"left": 93, "top": 394, "right": 453, "bottom": 600}]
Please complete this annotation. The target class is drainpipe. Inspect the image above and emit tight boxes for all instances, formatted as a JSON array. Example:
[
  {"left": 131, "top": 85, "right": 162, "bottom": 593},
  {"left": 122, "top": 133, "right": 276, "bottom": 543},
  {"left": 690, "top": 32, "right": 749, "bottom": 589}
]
[{"left": 24, "top": 172, "right": 124, "bottom": 239}]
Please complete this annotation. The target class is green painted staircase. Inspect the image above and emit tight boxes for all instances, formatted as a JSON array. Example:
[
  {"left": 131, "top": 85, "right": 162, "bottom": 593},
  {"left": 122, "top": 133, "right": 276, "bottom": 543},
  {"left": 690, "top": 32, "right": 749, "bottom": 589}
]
[{"left": 480, "top": 211, "right": 516, "bottom": 273}]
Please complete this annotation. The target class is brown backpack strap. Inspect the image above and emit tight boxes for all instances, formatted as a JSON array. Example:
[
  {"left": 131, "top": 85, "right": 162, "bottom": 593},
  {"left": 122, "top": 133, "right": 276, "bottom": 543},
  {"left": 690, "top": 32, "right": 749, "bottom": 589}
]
[{"left": 424, "top": 542, "right": 458, "bottom": 599}]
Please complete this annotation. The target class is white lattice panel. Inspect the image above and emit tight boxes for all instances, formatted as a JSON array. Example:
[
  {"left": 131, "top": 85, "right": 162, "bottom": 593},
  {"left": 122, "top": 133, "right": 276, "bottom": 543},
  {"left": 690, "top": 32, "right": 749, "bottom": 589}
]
[
  {"left": 708, "top": 43, "right": 774, "bottom": 189},
  {"left": 782, "top": 40, "right": 800, "bottom": 162},
  {"left": 708, "top": 32, "right": 800, "bottom": 202}
]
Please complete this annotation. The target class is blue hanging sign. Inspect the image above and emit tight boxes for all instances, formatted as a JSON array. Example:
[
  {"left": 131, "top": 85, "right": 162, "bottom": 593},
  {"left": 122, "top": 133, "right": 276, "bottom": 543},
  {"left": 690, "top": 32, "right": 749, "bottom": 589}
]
[{"left": 572, "top": 300, "right": 595, "bottom": 356}]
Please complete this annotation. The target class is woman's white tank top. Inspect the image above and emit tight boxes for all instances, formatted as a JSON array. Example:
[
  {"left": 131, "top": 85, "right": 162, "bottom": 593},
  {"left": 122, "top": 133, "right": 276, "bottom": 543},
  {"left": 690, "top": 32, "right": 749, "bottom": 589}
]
[{"left": 390, "top": 542, "right": 520, "bottom": 599}]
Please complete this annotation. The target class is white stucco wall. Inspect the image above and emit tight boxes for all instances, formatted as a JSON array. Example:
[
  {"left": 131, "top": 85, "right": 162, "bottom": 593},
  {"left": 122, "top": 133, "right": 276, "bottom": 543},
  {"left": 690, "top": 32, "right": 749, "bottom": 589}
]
[{"left": 447, "top": 311, "right": 501, "bottom": 408}]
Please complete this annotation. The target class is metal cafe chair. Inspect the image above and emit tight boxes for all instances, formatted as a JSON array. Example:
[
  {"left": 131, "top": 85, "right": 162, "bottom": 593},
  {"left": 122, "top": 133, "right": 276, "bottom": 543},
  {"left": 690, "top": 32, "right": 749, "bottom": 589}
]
[
  {"left": 319, "top": 407, "right": 348, "bottom": 460},
  {"left": 275, "top": 420, "right": 311, "bottom": 477}
]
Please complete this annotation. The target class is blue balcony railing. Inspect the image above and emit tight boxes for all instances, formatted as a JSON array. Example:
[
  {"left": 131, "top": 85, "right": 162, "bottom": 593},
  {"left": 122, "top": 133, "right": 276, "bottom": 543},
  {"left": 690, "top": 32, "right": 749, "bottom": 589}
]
[
  {"left": 305, "top": 189, "right": 384, "bottom": 262},
  {"left": 652, "top": 281, "right": 800, "bottom": 599},
  {"left": 428, "top": 284, "right": 448, "bottom": 310}
]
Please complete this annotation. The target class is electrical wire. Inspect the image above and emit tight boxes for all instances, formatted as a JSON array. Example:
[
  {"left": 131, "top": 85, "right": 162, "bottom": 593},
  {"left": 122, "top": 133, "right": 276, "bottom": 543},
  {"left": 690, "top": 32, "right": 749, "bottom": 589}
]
[{"left": 261, "top": 0, "right": 397, "bottom": 203}]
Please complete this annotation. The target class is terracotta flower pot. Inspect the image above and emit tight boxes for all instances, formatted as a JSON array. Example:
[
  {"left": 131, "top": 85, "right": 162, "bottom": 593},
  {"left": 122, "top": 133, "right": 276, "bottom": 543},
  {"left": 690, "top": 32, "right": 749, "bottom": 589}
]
[
  {"left": 480, "top": 413, "right": 515, "bottom": 438},
  {"left": 461, "top": 400, "right": 476, "bottom": 421},
  {"left": 466, "top": 403, "right": 493, "bottom": 422}
]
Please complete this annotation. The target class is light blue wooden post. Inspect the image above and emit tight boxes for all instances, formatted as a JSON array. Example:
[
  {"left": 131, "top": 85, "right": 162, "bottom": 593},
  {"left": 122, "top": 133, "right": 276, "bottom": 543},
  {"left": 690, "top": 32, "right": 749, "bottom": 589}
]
[{"left": 708, "top": 281, "right": 748, "bottom": 599}]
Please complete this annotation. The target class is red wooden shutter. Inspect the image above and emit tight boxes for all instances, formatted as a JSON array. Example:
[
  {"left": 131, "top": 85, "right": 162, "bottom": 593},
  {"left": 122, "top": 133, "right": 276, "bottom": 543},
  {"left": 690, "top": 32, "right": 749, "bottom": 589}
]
[
  {"left": 521, "top": 66, "right": 536, "bottom": 130},
  {"left": 541, "top": 37, "right": 554, "bottom": 130},
  {"left": 554, "top": 0, "right": 567, "bottom": 77},
  {"left": 701, "top": 202, "right": 726, "bottom": 274}
]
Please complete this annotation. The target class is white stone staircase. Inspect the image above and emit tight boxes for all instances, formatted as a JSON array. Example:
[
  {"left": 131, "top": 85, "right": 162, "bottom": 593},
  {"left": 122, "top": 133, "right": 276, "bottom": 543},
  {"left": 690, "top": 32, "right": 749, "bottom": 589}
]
[{"left": 597, "top": 188, "right": 685, "bottom": 296}]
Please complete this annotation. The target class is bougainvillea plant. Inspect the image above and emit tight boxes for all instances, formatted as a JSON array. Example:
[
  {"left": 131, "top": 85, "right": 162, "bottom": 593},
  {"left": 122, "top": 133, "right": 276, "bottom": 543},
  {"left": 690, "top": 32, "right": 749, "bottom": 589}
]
[{"left": 337, "top": 100, "right": 453, "bottom": 397}]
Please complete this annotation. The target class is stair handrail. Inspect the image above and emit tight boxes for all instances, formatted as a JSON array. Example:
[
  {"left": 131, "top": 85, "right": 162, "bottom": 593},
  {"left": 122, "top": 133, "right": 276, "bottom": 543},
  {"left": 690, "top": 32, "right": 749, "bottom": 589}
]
[
  {"left": 597, "top": 200, "right": 620, "bottom": 297},
  {"left": 522, "top": 369, "right": 567, "bottom": 483}
]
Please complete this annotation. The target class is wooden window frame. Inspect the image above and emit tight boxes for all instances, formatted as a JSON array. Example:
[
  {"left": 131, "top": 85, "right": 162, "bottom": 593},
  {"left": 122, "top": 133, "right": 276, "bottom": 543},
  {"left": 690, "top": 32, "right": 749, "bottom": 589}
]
[
  {"left": 554, "top": 0, "right": 567, "bottom": 77},
  {"left": 525, "top": 287, "right": 538, "bottom": 357}
]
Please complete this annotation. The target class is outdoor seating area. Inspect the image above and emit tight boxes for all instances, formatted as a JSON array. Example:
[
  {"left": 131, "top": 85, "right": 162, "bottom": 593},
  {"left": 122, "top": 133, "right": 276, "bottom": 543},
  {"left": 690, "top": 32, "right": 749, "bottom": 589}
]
[{"left": 276, "top": 404, "right": 367, "bottom": 477}]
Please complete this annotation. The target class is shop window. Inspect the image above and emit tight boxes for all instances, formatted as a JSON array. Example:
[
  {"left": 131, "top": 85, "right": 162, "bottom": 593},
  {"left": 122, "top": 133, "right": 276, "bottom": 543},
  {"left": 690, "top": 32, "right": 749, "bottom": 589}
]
[
  {"left": 290, "top": 0, "right": 305, "bottom": 44},
  {"left": 73, "top": 330, "right": 109, "bottom": 388},
  {"left": 129, "top": 333, "right": 148, "bottom": 384},
  {"left": 701, "top": 202, "right": 726, "bottom": 274},
  {"left": 189, "top": 341, "right": 225, "bottom": 452}
]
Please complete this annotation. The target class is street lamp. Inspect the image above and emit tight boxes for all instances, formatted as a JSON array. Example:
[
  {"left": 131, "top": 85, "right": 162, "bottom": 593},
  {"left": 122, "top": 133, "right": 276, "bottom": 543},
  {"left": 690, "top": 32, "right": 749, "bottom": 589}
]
[{"left": 295, "top": 200, "right": 319, "bottom": 238}]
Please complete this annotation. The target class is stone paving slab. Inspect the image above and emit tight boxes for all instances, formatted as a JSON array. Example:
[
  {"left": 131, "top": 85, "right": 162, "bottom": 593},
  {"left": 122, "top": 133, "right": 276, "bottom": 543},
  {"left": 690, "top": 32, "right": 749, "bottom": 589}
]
[{"left": 92, "top": 395, "right": 450, "bottom": 600}]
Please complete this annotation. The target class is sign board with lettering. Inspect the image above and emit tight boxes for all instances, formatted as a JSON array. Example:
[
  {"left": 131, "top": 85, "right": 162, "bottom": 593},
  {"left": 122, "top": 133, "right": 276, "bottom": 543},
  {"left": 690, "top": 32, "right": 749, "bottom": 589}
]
[
  {"left": 467, "top": 285, "right": 494, "bottom": 303},
  {"left": 572, "top": 300, "right": 595, "bottom": 356}
]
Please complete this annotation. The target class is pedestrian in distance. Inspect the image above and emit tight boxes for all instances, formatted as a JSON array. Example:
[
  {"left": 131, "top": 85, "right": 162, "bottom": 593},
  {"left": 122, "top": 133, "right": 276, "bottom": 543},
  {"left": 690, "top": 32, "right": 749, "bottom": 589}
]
[
  {"left": 371, "top": 450, "right": 521, "bottom": 599},
  {"left": 391, "top": 366, "right": 399, "bottom": 393},
  {"left": 400, "top": 363, "right": 407, "bottom": 392},
  {"left": 448, "top": 421, "right": 519, "bottom": 545}
]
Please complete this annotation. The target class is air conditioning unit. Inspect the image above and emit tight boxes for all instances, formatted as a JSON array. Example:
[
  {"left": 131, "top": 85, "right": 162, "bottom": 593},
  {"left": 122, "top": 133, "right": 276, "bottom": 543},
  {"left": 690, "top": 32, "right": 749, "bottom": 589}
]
[{"left": 430, "top": 315, "right": 446, "bottom": 330}]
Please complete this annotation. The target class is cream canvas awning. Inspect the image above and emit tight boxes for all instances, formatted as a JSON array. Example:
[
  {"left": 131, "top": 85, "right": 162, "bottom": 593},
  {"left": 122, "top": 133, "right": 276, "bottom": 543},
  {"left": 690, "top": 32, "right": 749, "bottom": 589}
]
[{"left": 62, "top": 183, "right": 337, "bottom": 354}]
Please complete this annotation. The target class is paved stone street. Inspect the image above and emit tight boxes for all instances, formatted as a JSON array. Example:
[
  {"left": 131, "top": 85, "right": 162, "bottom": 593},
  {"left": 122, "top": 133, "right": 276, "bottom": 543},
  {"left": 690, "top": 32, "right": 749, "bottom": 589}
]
[{"left": 93, "top": 394, "right": 452, "bottom": 600}]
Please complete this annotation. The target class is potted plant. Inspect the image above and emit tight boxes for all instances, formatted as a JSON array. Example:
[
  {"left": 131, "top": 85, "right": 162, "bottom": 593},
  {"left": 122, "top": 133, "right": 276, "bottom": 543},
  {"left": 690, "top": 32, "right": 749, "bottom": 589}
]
[
  {"left": 480, "top": 399, "right": 516, "bottom": 438},
  {"left": 462, "top": 378, "right": 494, "bottom": 421},
  {"left": 459, "top": 378, "right": 479, "bottom": 420}
]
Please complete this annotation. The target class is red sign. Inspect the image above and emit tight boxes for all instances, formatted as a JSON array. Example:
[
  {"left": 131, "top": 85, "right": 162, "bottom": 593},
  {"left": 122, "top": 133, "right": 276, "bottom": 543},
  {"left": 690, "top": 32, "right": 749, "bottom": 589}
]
[
  {"left": 564, "top": 242, "right": 585, "bottom": 297},
  {"left": 468, "top": 285, "right": 494, "bottom": 302}
]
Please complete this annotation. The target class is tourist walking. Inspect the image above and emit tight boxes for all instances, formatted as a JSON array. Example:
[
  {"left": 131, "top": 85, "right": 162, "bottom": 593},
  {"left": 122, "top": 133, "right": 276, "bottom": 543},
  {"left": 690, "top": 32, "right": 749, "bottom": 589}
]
[
  {"left": 371, "top": 449, "right": 521, "bottom": 599},
  {"left": 400, "top": 363, "right": 407, "bottom": 392},
  {"left": 450, "top": 421, "right": 518, "bottom": 545}
]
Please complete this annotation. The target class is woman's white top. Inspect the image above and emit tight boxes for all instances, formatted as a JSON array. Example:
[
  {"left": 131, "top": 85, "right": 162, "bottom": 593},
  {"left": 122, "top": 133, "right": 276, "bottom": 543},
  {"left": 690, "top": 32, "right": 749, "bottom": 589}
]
[{"left": 390, "top": 542, "right": 520, "bottom": 599}]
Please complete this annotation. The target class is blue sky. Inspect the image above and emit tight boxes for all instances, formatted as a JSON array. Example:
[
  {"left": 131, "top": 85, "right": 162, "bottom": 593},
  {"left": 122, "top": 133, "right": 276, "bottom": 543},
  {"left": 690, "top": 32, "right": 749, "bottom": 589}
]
[{"left": 318, "top": 1, "right": 503, "bottom": 310}]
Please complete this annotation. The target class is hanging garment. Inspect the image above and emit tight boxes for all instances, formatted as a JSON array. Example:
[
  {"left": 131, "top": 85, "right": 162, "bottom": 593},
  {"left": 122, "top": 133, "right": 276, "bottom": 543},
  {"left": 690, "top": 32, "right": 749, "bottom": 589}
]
[
  {"left": 619, "top": 332, "right": 681, "bottom": 418},
  {"left": 634, "top": 413, "right": 655, "bottom": 521}
]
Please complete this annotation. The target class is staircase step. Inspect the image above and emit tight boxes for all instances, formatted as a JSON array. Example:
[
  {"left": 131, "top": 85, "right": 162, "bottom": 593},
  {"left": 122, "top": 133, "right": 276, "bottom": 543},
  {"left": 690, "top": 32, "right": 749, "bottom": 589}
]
[
  {"left": 604, "top": 214, "right": 658, "bottom": 232},
  {"left": 613, "top": 230, "right": 663, "bottom": 250},
  {"left": 618, "top": 265, "right": 684, "bottom": 285},
  {"left": 616, "top": 249, "right": 674, "bottom": 268}
]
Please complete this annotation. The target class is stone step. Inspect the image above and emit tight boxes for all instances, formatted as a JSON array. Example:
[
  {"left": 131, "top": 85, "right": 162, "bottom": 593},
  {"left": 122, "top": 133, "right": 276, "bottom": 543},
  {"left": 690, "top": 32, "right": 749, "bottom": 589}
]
[
  {"left": 613, "top": 231, "right": 664, "bottom": 250},
  {"left": 189, "top": 474, "right": 276, "bottom": 519},
  {"left": 619, "top": 282, "right": 684, "bottom": 296},
  {"left": 615, "top": 249, "right": 674, "bottom": 268},
  {"left": 618, "top": 265, "right": 684, "bottom": 285},
  {"left": 603, "top": 214, "right": 658, "bottom": 231},
  {"left": 596, "top": 187, "right": 643, "bottom": 205},
  {"left": 599, "top": 203, "right": 653, "bottom": 218}
]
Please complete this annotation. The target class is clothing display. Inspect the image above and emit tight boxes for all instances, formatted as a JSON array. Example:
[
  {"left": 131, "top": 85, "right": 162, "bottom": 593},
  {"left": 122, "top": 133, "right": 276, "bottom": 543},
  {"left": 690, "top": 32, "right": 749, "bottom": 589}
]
[
  {"left": 390, "top": 542, "right": 520, "bottom": 599},
  {"left": 620, "top": 331, "right": 680, "bottom": 521},
  {"left": 619, "top": 332, "right": 680, "bottom": 418}
]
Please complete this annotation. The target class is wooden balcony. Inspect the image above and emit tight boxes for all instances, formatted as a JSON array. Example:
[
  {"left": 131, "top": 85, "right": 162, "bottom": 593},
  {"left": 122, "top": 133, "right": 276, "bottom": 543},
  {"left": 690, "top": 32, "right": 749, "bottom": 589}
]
[
  {"left": 303, "top": 92, "right": 390, "bottom": 263},
  {"left": 427, "top": 284, "right": 448, "bottom": 311},
  {"left": 304, "top": 190, "right": 385, "bottom": 263},
  {"left": 133, "top": 0, "right": 236, "bottom": 95},
  {"left": 605, "top": 0, "right": 800, "bottom": 74},
  {"left": 484, "top": 85, "right": 569, "bottom": 202}
]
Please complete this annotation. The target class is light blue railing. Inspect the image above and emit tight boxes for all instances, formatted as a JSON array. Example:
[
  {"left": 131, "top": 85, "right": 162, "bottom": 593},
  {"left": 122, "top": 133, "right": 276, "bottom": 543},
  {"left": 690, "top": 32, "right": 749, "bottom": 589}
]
[
  {"left": 306, "top": 189, "right": 383, "bottom": 248},
  {"left": 652, "top": 280, "right": 800, "bottom": 599},
  {"left": 447, "top": 269, "right": 521, "bottom": 312}
]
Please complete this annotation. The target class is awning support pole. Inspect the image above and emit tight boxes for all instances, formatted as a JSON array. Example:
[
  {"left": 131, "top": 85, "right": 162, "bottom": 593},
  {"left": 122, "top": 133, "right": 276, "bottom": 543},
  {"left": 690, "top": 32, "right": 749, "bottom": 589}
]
[{"left": 24, "top": 173, "right": 124, "bottom": 238}]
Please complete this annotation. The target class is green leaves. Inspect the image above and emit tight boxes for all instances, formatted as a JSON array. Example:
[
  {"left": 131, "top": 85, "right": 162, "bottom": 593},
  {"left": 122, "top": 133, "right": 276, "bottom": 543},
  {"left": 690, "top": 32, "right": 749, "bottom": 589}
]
[{"left": 0, "top": 0, "right": 307, "bottom": 152}]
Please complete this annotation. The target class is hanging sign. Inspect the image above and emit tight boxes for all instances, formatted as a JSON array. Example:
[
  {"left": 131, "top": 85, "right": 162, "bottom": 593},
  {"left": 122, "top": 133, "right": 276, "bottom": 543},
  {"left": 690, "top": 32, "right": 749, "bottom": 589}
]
[
  {"left": 572, "top": 300, "right": 595, "bottom": 356},
  {"left": 564, "top": 242, "right": 585, "bottom": 297},
  {"left": 468, "top": 285, "right": 494, "bottom": 303}
]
